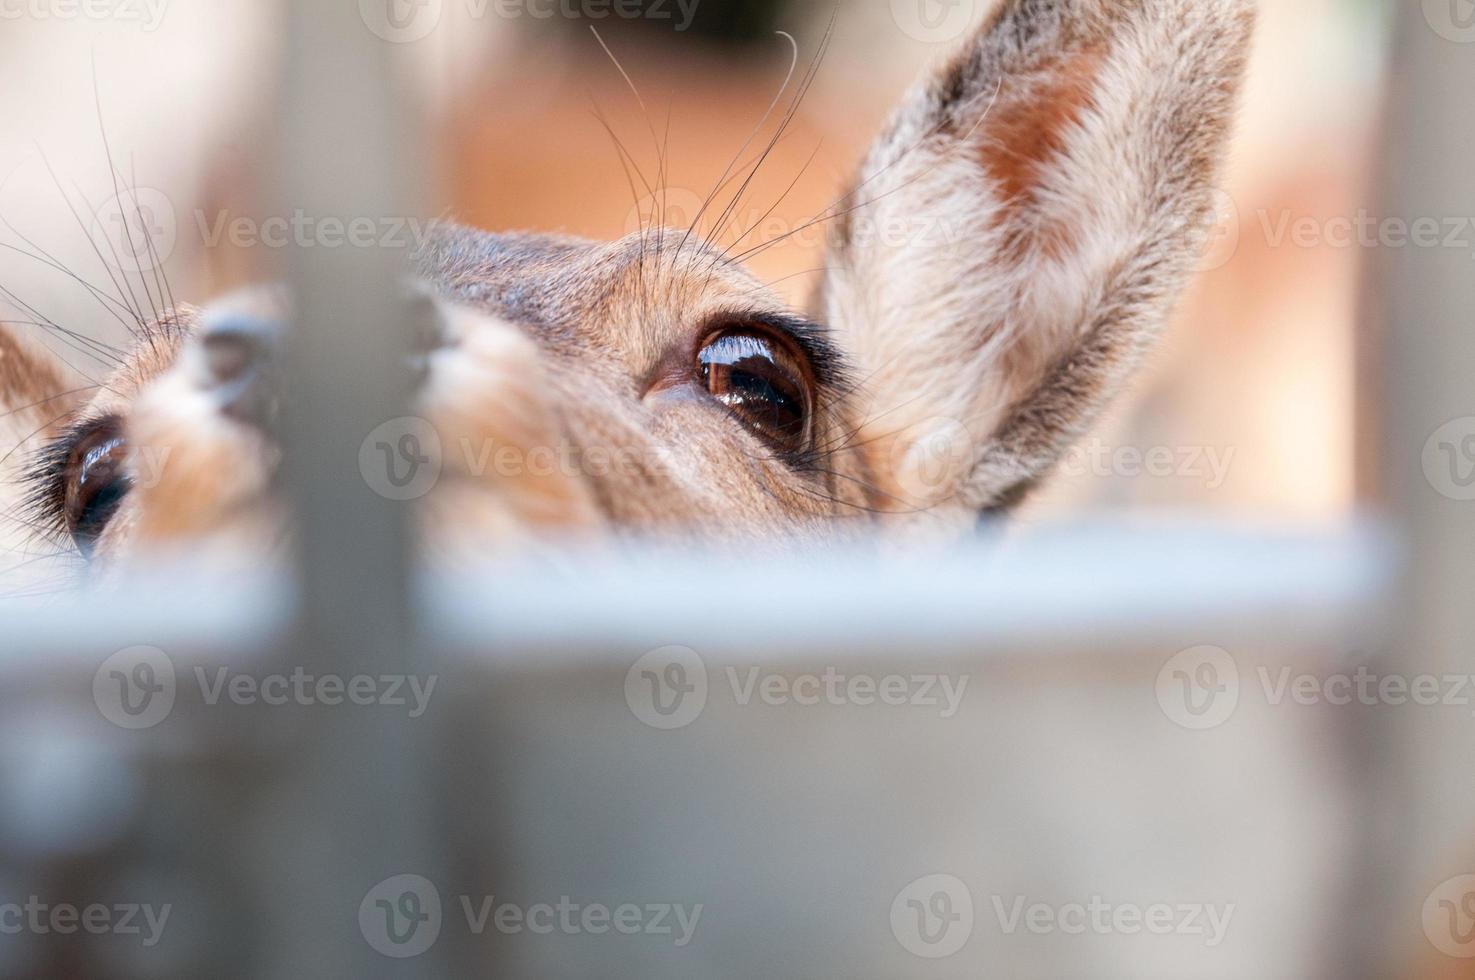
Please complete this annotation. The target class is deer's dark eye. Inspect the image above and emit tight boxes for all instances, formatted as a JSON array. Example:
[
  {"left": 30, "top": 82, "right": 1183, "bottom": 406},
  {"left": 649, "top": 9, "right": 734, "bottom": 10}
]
[
  {"left": 698, "top": 330, "right": 812, "bottom": 456},
  {"left": 62, "top": 419, "right": 132, "bottom": 557}
]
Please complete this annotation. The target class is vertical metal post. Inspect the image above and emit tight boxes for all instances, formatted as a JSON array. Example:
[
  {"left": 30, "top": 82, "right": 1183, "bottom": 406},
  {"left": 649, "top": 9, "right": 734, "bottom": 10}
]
[
  {"left": 248, "top": 2, "right": 445, "bottom": 975},
  {"left": 1376, "top": 7, "right": 1475, "bottom": 974}
]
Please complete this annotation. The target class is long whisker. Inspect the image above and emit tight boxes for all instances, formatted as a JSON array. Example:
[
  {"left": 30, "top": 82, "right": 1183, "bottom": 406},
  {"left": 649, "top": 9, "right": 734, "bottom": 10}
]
[
  {"left": 93, "top": 59, "right": 165, "bottom": 344},
  {"left": 719, "top": 138, "right": 823, "bottom": 259},
  {"left": 733, "top": 78, "right": 1003, "bottom": 267},
  {"left": 126, "top": 155, "right": 179, "bottom": 322},
  {"left": 0, "top": 284, "right": 119, "bottom": 371},
  {"left": 676, "top": 28, "right": 803, "bottom": 263},
  {"left": 704, "top": 22, "right": 830, "bottom": 258},
  {"left": 0, "top": 405, "right": 86, "bottom": 471},
  {"left": 0, "top": 385, "right": 102, "bottom": 423},
  {"left": 0, "top": 238, "right": 138, "bottom": 342},
  {"left": 589, "top": 26, "right": 678, "bottom": 329},
  {"left": 592, "top": 103, "right": 655, "bottom": 332},
  {"left": 34, "top": 148, "right": 148, "bottom": 334}
]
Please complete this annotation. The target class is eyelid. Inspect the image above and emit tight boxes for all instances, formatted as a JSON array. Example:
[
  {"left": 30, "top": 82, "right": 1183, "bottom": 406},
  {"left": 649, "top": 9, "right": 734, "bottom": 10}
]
[
  {"left": 695, "top": 318, "right": 818, "bottom": 389},
  {"left": 78, "top": 436, "right": 126, "bottom": 484}
]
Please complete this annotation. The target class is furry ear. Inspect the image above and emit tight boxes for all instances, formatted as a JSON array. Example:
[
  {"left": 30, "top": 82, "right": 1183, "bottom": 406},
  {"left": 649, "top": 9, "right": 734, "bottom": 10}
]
[
  {"left": 0, "top": 328, "right": 76, "bottom": 448},
  {"left": 0, "top": 328, "right": 82, "bottom": 554},
  {"left": 821, "top": 0, "right": 1254, "bottom": 521}
]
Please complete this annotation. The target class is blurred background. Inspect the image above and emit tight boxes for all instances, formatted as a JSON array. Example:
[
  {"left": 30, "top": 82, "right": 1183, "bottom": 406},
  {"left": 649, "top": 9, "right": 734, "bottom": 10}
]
[{"left": 0, "top": 0, "right": 1391, "bottom": 526}]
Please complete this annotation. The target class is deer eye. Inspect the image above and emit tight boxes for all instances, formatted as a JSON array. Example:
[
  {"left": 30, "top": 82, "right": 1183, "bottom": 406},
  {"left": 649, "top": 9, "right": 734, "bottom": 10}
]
[
  {"left": 698, "top": 330, "right": 812, "bottom": 456},
  {"left": 62, "top": 418, "right": 132, "bottom": 557}
]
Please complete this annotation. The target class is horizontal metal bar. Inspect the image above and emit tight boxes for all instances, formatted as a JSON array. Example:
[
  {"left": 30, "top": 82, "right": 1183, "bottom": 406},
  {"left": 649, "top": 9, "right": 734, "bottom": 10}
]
[
  {"left": 0, "top": 570, "right": 290, "bottom": 669},
  {"left": 426, "top": 520, "right": 1395, "bottom": 664},
  {"left": 0, "top": 522, "right": 1395, "bottom": 680}
]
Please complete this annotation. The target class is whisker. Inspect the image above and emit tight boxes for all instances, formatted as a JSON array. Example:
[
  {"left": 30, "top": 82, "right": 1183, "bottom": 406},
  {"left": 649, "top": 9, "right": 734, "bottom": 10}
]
[
  {"left": 592, "top": 103, "right": 654, "bottom": 331},
  {"left": 732, "top": 78, "right": 1003, "bottom": 267},
  {"left": 54, "top": 165, "right": 158, "bottom": 350},
  {"left": 0, "top": 385, "right": 101, "bottom": 423},
  {"left": 719, "top": 138, "right": 823, "bottom": 259},
  {"left": 34, "top": 147, "right": 148, "bottom": 333},
  {"left": 0, "top": 239, "right": 138, "bottom": 344},
  {"left": 0, "top": 284, "right": 119, "bottom": 371},
  {"left": 126, "top": 155, "right": 179, "bottom": 324},
  {"left": 676, "top": 27, "right": 803, "bottom": 264},
  {"left": 0, "top": 405, "right": 86, "bottom": 472},
  {"left": 704, "top": 21, "right": 831, "bottom": 258},
  {"left": 93, "top": 59, "right": 165, "bottom": 347}
]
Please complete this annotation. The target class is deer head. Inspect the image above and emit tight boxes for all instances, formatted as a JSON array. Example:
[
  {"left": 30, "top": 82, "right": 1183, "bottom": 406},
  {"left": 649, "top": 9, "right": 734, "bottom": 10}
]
[{"left": 0, "top": 0, "right": 1254, "bottom": 578}]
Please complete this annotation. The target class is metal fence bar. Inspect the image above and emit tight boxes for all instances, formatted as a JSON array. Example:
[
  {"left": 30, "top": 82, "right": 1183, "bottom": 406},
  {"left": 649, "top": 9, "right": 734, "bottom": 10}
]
[
  {"left": 1375, "top": 8, "right": 1475, "bottom": 975},
  {"left": 423, "top": 525, "right": 1392, "bottom": 664},
  {"left": 0, "top": 526, "right": 1390, "bottom": 675},
  {"left": 245, "top": 1, "right": 446, "bottom": 975}
]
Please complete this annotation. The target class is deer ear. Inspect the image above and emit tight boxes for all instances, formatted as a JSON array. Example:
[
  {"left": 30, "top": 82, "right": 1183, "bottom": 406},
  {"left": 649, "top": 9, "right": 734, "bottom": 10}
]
[
  {"left": 821, "top": 0, "right": 1254, "bottom": 521},
  {"left": 0, "top": 327, "right": 78, "bottom": 452}
]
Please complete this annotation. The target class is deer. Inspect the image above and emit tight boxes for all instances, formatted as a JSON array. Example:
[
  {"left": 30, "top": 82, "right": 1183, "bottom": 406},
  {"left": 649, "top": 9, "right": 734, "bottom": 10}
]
[{"left": 0, "top": 0, "right": 1255, "bottom": 582}]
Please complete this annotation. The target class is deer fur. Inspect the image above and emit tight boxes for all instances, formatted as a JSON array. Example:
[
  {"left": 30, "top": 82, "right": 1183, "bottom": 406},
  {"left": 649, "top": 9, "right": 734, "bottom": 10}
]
[{"left": 0, "top": 0, "right": 1255, "bottom": 576}]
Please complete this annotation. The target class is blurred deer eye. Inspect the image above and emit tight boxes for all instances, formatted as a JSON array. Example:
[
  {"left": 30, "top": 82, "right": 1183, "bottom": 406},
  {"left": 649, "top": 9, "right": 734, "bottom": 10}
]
[
  {"left": 62, "top": 418, "right": 132, "bottom": 557},
  {"left": 698, "top": 330, "right": 812, "bottom": 456}
]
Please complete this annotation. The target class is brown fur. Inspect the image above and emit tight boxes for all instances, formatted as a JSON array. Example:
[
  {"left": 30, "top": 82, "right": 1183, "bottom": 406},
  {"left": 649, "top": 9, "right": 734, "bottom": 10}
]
[
  {"left": 0, "top": 0, "right": 1256, "bottom": 572},
  {"left": 0, "top": 329, "right": 72, "bottom": 438}
]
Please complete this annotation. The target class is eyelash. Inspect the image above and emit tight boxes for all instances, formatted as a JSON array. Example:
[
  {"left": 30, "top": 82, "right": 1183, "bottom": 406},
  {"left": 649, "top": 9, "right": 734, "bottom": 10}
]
[{"left": 23, "top": 417, "right": 117, "bottom": 547}]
